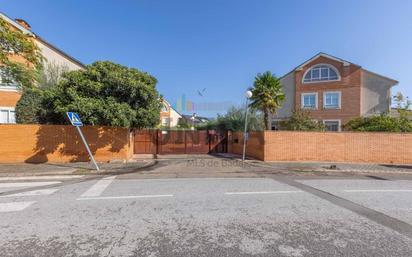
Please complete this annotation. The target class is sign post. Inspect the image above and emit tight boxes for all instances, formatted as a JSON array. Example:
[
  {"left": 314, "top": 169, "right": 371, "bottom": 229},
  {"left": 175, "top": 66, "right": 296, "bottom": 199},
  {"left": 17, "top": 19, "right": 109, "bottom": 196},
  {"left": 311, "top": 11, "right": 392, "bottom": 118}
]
[{"left": 66, "top": 112, "right": 100, "bottom": 171}]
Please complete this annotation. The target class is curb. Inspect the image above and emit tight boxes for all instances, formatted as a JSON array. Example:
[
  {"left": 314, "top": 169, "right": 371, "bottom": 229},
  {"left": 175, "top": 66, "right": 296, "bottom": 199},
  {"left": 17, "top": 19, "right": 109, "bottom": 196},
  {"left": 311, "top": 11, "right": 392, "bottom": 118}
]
[
  {"left": 0, "top": 160, "right": 159, "bottom": 177},
  {"left": 247, "top": 161, "right": 412, "bottom": 175}
]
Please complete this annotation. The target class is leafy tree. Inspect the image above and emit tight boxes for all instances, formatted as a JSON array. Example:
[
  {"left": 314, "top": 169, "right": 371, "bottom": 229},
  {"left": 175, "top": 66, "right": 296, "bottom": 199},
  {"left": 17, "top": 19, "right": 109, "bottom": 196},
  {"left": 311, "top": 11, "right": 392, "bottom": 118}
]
[
  {"left": 30, "top": 61, "right": 161, "bottom": 128},
  {"left": 15, "top": 63, "right": 70, "bottom": 124},
  {"left": 393, "top": 92, "right": 411, "bottom": 119},
  {"left": 283, "top": 110, "right": 325, "bottom": 131},
  {"left": 15, "top": 87, "right": 44, "bottom": 123},
  {"left": 38, "top": 62, "right": 69, "bottom": 89},
  {"left": 200, "top": 106, "right": 264, "bottom": 132},
  {"left": 249, "top": 71, "right": 285, "bottom": 130},
  {"left": 343, "top": 115, "right": 412, "bottom": 132},
  {"left": 177, "top": 118, "right": 192, "bottom": 129},
  {"left": 0, "top": 17, "right": 43, "bottom": 88}
]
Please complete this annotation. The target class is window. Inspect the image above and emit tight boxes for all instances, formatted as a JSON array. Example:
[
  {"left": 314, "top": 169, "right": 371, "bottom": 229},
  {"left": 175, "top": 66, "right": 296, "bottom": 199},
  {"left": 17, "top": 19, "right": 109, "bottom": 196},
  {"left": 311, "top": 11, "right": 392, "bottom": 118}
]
[
  {"left": 161, "top": 103, "right": 169, "bottom": 112},
  {"left": 0, "top": 69, "right": 19, "bottom": 91},
  {"left": 324, "top": 91, "right": 341, "bottom": 109},
  {"left": 303, "top": 64, "right": 339, "bottom": 83},
  {"left": 324, "top": 120, "right": 340, "bottom": 132},
  {"left": 161, "top": 117, "right": 170, "bottom": 127},
  {"left": 301, "top": 93, "right": 318, "bottom": 109},
  {"left": 0, "top": 108, "right": 16, "bottom": 124}
]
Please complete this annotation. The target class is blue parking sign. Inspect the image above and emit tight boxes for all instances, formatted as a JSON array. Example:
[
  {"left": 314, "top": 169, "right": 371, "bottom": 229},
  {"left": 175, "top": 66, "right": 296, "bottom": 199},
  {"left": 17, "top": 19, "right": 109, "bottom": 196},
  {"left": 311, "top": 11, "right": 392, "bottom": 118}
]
[{"left": 66, "top": 112, "right": 83, "bottom": 126}]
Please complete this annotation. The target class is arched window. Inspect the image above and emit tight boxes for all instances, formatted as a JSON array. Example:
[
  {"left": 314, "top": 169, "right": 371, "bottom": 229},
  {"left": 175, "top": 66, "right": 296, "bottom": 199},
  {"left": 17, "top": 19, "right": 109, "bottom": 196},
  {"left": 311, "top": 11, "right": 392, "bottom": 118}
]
[
  {"left": 303, "top": 64, "right": 340, "bottom": 83},
  {"left": 161, "top": 103, "right": 169, "bottom": 112}
]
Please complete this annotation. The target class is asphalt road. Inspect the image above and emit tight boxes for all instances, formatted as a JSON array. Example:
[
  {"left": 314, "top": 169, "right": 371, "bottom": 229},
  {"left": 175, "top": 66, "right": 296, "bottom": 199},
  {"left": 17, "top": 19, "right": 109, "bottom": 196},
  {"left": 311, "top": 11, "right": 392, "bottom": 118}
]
[{"left": 1, "top": 160, "right": 412, "bottom": 256}]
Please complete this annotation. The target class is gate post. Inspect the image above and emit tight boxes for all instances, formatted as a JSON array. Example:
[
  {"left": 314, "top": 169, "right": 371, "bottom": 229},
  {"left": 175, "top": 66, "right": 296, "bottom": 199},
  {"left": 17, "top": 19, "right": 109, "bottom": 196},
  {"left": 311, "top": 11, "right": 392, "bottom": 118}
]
[
  {"left": 155, "top": 129, "right": 159, "bottom": 157},
  {"left": 184, "top": 130, "right": 187, "bottom": 154}
]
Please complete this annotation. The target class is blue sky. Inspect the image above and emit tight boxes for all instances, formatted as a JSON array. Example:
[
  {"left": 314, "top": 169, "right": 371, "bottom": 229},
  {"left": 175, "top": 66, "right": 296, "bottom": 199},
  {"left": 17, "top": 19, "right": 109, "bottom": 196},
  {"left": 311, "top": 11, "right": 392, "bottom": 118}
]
[{"left": 2, "top": 0, "right": 412, "bottom": 117}]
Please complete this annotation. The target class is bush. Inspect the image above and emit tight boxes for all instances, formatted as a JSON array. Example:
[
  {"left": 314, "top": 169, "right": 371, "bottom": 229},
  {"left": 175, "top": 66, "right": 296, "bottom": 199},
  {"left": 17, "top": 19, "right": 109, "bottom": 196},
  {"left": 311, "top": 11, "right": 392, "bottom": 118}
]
[
  {"left": 16, "top": 61, "right": 162, "bottom": 128},
  {"left": 282, "top": 110, "right": 325, "bottom": 131},
  {"left": 343, "top": 115, "right": 412, "bottom": 132},
  {"left": 202, "top": 106, "right": 264, "bottom": 132},
  {"left": 177, "top": 118, "right": 192, "bottom": 129},
  {"left": 15, "top": 88, "right": 44, "bottom": 124}
]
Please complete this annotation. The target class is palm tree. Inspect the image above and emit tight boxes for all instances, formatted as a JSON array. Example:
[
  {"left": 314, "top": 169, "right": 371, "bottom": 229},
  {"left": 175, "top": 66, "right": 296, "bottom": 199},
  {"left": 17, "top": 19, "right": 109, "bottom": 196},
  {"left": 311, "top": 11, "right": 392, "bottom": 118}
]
[{"left": 249, "top": 71, "right": 285, "bottom": 130}]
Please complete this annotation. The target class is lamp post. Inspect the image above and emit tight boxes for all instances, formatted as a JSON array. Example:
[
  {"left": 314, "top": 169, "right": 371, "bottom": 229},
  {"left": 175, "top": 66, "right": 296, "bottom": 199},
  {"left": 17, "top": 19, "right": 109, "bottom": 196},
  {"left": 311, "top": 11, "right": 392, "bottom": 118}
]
[
  {"left": 191, "top": 113, "right": 196, "bottom": 130},
  {"left": 242, "top": 90, "right": 253, "bottom": 161}
]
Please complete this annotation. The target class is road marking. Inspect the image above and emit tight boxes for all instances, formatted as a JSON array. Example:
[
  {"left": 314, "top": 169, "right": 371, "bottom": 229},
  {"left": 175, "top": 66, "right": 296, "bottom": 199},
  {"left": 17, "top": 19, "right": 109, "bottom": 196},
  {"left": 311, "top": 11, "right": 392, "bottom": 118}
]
[
  {"left": 344, "top": 189, "right": 412, "bottom": 193},
  {"left": 77, "top": 194, "right": 174, "bottom": 200},
  {"left": 225, "top": 190, "right": 302, "bottom": 195},
  {"left": 274, "top": 177, "right": 412, "bottom": 239},
  {"left": 0, "top": 175, "right": 84, "bottom": 181},
  {"left": 0, "top": 201, "right": 36, "bottom": 212},
  {"left": 0, "top": 189, "right": 59, "bottom": 197},
  {"left": 80, "top": 176, "right": 116, "bottom": 197},
  {"left": 0, "top": 181, "right": 61, "bottom": 188}
]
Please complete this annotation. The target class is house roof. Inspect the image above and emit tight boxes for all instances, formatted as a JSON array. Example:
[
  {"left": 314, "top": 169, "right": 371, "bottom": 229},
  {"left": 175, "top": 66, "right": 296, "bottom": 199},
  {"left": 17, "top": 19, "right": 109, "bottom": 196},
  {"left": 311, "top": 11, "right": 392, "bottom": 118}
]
[
  {"left": 0, "top": 12, "right": 33, "bottom": 36},
  {"left": 162, "top": 99, "right": 182, "bottom": 117},
  {"left": 181, "top": 114, "right": 211, "bottom": 123},
  {"left": 280, "top": 52, "right": 398, "bottom": 85},
  {"left": 0, "top": 12, "right": 86, "bottom": 69},
  {"left": 295, "top": 52, "right": 353, "bottom": 70}
]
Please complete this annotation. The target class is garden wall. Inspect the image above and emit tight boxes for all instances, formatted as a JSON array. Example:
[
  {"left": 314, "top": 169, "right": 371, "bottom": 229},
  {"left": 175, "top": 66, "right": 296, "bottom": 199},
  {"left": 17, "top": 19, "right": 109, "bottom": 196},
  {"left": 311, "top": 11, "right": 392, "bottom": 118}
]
[
  {"left": 231, "top": 131, "right": 412, "bottom": 164},
  {"left": 0, "top": 125, "right": 132, "bottom": 163},
  {"left": 230, "top": 131, "right": 265, "bottom": 160}
]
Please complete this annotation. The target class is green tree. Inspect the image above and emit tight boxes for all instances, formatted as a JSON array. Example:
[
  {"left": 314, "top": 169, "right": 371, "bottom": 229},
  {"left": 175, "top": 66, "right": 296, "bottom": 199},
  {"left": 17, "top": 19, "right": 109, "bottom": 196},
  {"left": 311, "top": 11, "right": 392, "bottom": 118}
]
[
  {"left": 35, "top": 61, "right": 161, "bottom": 128},
  {"left": 38, "top": 62, "right": 69, "bottom": 89},
  {"left": 343, "top": 115, "right": 412, "bottom": 132},
  {"left": 177, "top": 118, "right": 192, "bottom": 129},
  {"left": 200, "top": 106, "right": 264, "bottom": 132},
  {"left": 249, "top": 71, "right": 285, "bottom": 130},
  {"left": 393, "top": 92, "right": 411, "bottom": 119},
  {"left": 0, "top": 17, "right": 43, "bottom": 88},
  {"left": 15, "top": 87, "right": 44, "bottom": 123},
  {"left": 15, "top": 63, "right": 69, "bottom": 124},
  {"left": 283, "top": 110, "right": 325, "bottom": 131}
]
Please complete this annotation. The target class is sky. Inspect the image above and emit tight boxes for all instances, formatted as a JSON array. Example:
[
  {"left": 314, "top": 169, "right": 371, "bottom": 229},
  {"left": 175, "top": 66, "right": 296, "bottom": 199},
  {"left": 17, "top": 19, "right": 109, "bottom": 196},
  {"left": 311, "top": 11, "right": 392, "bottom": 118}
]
[{"left": 2, "top": 0, "right": 412, "bottom": 117}]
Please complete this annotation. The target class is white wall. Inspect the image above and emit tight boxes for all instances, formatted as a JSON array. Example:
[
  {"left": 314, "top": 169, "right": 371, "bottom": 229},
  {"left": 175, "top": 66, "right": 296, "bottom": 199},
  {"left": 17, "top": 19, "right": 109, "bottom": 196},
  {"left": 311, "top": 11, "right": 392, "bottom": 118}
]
[
  {"left": 361, "top": 71, "right": 395, "bottom": 116},
  {"left": 169, "top": 108, "right": 182, "bottom": 127},
  {"left": 35, "top": 40, "right": 84, "bottom": 71}
]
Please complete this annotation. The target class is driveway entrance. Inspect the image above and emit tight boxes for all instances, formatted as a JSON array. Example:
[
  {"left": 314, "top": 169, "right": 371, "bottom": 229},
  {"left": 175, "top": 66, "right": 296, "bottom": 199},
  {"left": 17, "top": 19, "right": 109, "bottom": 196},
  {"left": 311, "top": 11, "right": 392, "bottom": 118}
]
[{"left": 133, "top": 129, "right": 227, "bottom": 155}]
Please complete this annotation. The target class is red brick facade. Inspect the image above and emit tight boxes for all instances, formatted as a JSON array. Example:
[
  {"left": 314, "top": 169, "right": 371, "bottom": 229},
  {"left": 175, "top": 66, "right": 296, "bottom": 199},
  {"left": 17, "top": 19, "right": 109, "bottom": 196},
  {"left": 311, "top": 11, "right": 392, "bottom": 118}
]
[{"left": 295, "top": 55, "right": 363, "bottom": 125}]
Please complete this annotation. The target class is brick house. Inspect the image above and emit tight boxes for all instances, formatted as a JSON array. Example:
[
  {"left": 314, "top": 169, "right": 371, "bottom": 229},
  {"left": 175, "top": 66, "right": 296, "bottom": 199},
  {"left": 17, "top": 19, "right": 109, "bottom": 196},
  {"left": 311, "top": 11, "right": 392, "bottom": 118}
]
[
  {"left": 273, "top": 53, "right": 398, "bottom": 131},
  {"left": 0, "top": 13, "right": 84, "bottom": 124}
]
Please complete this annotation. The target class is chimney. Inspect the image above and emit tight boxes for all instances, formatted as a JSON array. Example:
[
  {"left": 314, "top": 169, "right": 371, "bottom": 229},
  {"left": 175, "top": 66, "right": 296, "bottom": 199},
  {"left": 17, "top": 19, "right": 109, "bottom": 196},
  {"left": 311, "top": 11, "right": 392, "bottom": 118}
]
[{"left": 15, "top": 18, "right": 31, "bottom": 30}]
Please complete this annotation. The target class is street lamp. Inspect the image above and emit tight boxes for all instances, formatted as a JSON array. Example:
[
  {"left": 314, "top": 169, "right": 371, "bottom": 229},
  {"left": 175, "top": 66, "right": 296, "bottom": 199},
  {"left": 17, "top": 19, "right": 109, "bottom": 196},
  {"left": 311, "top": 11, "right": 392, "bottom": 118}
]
[
  {"left": 191, "top": 113, "right": 196, "bottom": 130},
  {"left": 242, "top": 90, "right": 253, "bottom": 161}
]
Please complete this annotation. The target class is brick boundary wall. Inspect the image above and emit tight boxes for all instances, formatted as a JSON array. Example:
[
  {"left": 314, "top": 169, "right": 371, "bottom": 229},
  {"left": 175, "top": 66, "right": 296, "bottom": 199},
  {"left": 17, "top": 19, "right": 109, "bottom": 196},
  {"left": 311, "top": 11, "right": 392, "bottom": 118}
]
[
  {"left": 230, "top": 131, "right": 412, "bottom": 164},
  {"left": 0, "top": 125, "right": 132, "bottom": 163},
  {"left": 230, "top": 131, "right": 265, "bottom": 160}
]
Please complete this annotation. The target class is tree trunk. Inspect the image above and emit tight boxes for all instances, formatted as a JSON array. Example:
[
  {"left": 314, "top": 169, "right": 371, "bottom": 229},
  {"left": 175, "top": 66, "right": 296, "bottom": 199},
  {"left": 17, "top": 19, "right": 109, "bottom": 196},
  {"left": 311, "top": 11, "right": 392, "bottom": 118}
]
[{"left": 264, "top": 110, "right": 269, "bottom": 130}]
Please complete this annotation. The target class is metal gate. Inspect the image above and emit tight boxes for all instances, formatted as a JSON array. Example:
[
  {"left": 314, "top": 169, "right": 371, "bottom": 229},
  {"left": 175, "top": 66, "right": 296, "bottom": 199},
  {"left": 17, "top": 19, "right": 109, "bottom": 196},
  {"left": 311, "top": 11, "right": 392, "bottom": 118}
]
[
  {"left": 133, "top": 129, "right": 227, "bottom": 155},
  {"left": 133, "top": 129, "right": 157, "bottom": 154}
]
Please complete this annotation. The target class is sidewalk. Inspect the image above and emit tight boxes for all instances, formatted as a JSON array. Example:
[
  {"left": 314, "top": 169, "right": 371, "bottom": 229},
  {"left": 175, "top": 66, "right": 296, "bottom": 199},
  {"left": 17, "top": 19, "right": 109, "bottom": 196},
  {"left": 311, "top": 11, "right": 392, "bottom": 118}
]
[
  {"left": 0, "top": 160, "right": 156, "bottom": 177},
  {"left": 214, "top": 153, "right": 412, "bottom": 174},
  {"left": 251, "top": 161, "right": 412, "bottom": 174}
]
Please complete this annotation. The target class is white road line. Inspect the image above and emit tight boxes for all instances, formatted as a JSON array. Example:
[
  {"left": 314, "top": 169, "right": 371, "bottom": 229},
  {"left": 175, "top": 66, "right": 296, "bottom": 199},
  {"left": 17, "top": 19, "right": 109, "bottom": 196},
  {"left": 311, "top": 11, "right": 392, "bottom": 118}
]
[
  {"left": 225, "top": 190, "right": 302, "bottom": 195},
  {"left": 0, "top": 175, "right": 84, "bottom": 181},
  {"left": 0, "top": 189, "right": 59, "bottom": 198},
  {"left": 344, "top": 189, "right": 412, "bottom": 193},
  {"left": 0, "top": 201, "right": 36, "bottom": 212},
  {"left": 80, "top": 176, "right": 116, "bottom": 197},
  {"left": 0, "top": 181, "right": 61, "bottom": 188},
  {"left": 77, "top": 194, "right": 174, "bottom": 200}
]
